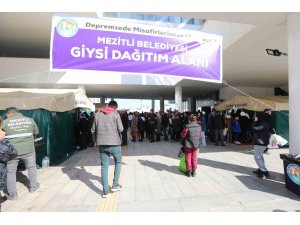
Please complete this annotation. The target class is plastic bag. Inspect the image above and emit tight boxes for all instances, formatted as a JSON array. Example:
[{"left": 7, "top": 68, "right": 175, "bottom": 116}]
[
  {"left": 275, "top": 134, "right": 288, "bottom": 146},
  {"left": 178, "top": 153, "right": 187, "bottom": 173},
  {"left": 267, "top": 134, "right": 288, "bottom": 149},
  {"left": 267, "top": 134, "right": 279, "bottom": 149}
]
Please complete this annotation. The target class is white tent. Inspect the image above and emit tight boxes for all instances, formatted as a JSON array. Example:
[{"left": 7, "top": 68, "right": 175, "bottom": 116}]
[
  {"left": 0, "top": 88, "right": 95, "bottom": 112},
  {"left": 215, "top": 95, "right": 288, "bottom": 112}
]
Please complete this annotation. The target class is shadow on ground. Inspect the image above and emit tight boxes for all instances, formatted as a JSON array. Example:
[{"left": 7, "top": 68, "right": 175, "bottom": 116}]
[
  {"left": 198, "top": 157, "right": 300, "bottom": 199},
  {"left": 61, "top": 166, "right": 102, "bottom": 194},
  {"left": 138, "top": 159, "right": 183, "bottom": 175}
]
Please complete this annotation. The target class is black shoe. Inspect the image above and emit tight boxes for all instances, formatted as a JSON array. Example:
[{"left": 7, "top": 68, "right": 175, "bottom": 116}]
[
  {"left": 131, "top": 139, "right": 136, "bottom": 142},
  {"left": 102, "top": 190, "right": 108, "bottom": 198},
  {"left": 150, "top": 140, "right": 155, "bottom": 143},
  {"left": 121, "top": 143, "right": 127, "bottom": 146},
  {"left": 191, "top": 170, "right": 196, "bottom": 177},
  {"left": 263, "top": 171, "right": 270, "bottom": 178},
  {"left": 253, "top": 168, "right": 263, "bottom": 175},
  {"left": 185, "top": 170, "right": 191, "bottom": 177},
  {"left": 215, "top": 143, "right": 219, "bottom": 146},
  {"left": 221, "top": 143, "right": 225, "bottom": 146}
]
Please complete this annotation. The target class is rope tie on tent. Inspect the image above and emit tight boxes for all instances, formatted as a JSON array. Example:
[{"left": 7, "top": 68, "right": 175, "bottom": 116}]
[{"left": 222, "top": 80, "right": 289, "bottom": 117}]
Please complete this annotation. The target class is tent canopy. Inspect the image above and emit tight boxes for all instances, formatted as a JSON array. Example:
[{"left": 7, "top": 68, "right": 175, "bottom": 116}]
[
  {"left": 0, "top": 88, "right": 95, "bottom": 112},
  {"left": 215, "top": 95, "right": 289, "bottom": 112}
]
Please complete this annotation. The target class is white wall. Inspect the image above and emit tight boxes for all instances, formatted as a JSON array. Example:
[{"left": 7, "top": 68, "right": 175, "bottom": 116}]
[{"left": 219, "top": 86, "right": 274, "bottom": 100}]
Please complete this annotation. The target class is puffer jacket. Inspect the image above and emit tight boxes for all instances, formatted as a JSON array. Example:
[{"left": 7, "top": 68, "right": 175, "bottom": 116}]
[{"left": 0, "top": 139, "right": 18, "bottom": 190}]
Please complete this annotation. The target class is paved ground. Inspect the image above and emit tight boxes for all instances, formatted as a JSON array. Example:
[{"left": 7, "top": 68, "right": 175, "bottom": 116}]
[{"left": 1, "top": 138, "right": 300, "bottom": 212}]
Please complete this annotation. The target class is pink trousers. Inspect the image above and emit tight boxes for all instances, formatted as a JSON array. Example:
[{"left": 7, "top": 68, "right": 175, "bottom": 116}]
[{"left": 185, "top": 148, "right": 198, "bottom": 170}]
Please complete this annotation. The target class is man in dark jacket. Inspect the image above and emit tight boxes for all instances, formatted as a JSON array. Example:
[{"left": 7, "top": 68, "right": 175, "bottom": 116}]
[
  {"left": 214, "top": 111, "right": 225, "bottom": 146},
  {"left": 161, "top": 112, "right": 169, "bottom": 141},
  {"left": 263, "top": 108, "right": 276, "bottom": 154},
  {"left": 121, "top": 110, "right": 129, "bottom": 146},
  {"left": 252, "top": 112, "right": 271, "bottom": 178}
]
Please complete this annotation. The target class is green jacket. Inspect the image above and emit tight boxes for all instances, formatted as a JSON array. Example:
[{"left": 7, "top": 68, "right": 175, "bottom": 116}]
[{"left": 2, "top": 113, "right": 39, "bottom": 155}]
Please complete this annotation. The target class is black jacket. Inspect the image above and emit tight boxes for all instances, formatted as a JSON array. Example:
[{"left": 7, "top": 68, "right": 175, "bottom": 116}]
[
  {"left": 0, "top": 139, "right": 18, "bottom": 163},
  {"left": 252, "top": 120, "right": 271, "bottom": 146},
  {"left": 0, "top": 139, "right": 18, "bottom": 191}
]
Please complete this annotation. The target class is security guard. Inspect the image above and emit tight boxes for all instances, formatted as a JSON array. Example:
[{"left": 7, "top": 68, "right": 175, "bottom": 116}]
[{"left": 2, "top": 107, "right": 39, "bottom": 200}]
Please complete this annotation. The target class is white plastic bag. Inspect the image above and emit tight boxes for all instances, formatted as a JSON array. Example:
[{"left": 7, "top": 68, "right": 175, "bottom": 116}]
[
  {"left": 275, "top": 134, "right": 288, "bottom": 146},
  {"left": 267, "top": 134, "right": 288, "bottom": 149},
  {"left": 267, "top": 134, "right": 279, "bottom": 149}
]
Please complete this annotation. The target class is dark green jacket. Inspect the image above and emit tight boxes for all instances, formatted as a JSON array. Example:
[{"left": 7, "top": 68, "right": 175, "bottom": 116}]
[{"left": 2, "top": 113, "right": 39, "bottom": 155}]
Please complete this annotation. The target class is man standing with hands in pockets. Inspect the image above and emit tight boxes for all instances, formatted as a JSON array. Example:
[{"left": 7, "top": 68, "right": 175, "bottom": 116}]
[{"left": 92, "top": 101, "right": 124, "bottom": 198}]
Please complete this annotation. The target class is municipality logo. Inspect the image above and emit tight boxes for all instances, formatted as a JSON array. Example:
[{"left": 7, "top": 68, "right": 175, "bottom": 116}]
[
  {"left": 287, "top": 164, "right": 300, "bottom": 185},
  {"left": 56, "top": 19, "right": 78, "bottom": 37}
]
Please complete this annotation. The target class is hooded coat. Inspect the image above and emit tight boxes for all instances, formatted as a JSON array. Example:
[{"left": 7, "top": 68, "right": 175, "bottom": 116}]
[{"left": 91, "top": 107, "right": 124, "bottom": 146}]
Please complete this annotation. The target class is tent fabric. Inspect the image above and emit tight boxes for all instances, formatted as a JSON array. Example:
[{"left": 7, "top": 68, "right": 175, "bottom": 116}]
[
  {"left": 0, "top": 88, "right": 95, "bottom": 112},
  {"left": 215, "top": 95, "right": 288, "bottom": 112},
  {"left": 0, "top": 109, "right": 78, "bottom": 166}
]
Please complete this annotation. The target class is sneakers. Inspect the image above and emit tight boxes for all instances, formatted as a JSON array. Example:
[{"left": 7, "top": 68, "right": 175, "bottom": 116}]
[
  {"left": 254, "top": 169, "right": 270, "bottom": 178},
  {"left": 234, "top": 141, "right": 241, "bottom": 145},
  {"left": 111, "top": 184, "right": 122, "bottom": 192},
  {"left": 102, "top": 190, "right": 108, "bottom": 198},
  {"left": 29, "top": 183, "right": 40, "bottom": 193},
  {"left": 263, "top": 171, "right": 270, "bottom": 178},
  {"left": 253, "top": 168, "right": 262, "bottom": 175}
]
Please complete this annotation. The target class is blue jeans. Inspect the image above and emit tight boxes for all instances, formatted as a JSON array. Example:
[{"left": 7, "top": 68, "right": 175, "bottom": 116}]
[{"left": 99, "top": 145, "right": 122, "bottom": 192}]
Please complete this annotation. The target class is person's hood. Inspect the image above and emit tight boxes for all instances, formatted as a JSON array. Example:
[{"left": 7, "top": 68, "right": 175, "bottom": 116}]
[{"left": 101, "top": 107, "right": 116, "bottom": 114}]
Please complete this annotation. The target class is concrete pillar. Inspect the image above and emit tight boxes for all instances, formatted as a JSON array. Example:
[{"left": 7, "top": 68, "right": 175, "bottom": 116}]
[
  {"left": 160, "top": 97, "right": 165, "bottom": 112},
  {"left": 151, "top": 99, "right": 155, "bottom": 111},
  {"left": 100, "top": 97, "right": 105, "bottom": 104},
  {"left": 288, "top": 13, "right": 300, "bottom": 154},
  {"left": 187, "top": 97, "right": 192, "bottom": 112},
  {"left": 175, "top": 86, "right": 182, "bottom": 112},
  {"left": 192, "top": 97, "right": 197, "bottom": 112}
]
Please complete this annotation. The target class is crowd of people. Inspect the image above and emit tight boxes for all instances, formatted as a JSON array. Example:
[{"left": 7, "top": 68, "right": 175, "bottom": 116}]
[{"left": 0, "top": 103, "right": 276, "bottom": 203}]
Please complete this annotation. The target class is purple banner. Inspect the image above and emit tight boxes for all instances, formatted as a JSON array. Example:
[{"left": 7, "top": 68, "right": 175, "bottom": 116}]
[{"left": 51, "top": 16, "right": 222, "bottom": 82}]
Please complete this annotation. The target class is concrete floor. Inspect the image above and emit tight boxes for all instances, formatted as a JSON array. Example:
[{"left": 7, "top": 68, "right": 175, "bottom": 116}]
[{"left": 1, "top": 139, "right": 300, "bottom": 212}]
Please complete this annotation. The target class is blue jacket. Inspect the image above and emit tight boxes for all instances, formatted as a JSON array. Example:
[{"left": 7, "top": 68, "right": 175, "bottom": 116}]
[
  {"left": 232, "top": 119, "right": 241, "bottom": 133},
  {"left": 200, "top": 116, "right": 207, "bottom": 132}
]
